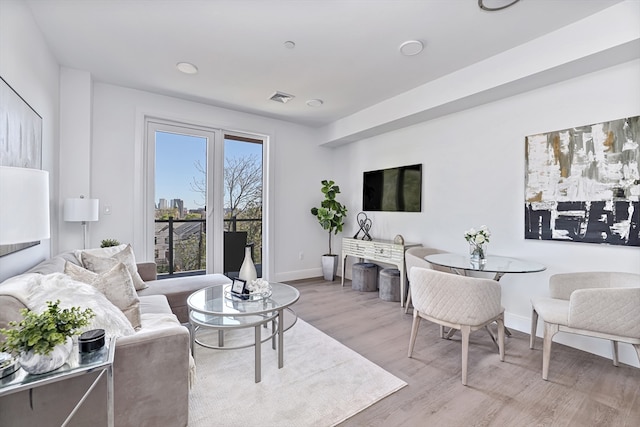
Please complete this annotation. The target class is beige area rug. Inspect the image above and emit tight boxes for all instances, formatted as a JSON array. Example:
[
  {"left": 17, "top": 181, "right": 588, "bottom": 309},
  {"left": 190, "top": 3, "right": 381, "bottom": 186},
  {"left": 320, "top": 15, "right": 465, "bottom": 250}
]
[{"left": 188, "top": 319, "right": 407, "bottom": 427}]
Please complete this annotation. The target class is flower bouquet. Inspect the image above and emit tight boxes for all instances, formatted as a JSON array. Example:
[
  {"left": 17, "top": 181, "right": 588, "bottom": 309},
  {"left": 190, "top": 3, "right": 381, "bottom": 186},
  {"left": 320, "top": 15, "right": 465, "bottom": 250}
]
[{"left": 464, "top": 225, "right": 491, "bottom": 263}]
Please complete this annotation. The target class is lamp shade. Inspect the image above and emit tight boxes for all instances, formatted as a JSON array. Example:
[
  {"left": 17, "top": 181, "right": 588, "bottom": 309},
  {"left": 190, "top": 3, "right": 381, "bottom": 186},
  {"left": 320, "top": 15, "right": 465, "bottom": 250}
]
[
  {"left": 64, "top": 198, "right": 99, "bottom": 222},
  {"left": 0, "top": 166, "right": 51, "bottom": 245}
]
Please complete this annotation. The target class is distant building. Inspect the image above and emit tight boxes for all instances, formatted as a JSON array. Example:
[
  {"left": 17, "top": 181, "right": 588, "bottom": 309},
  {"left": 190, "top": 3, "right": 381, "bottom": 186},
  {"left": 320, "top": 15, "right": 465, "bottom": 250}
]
[
  {"left": 158, "top": 198, "right": 167, "bottom": 209},
  {"left": 171, "top": 199, "right": 184, "bottom": 218}
]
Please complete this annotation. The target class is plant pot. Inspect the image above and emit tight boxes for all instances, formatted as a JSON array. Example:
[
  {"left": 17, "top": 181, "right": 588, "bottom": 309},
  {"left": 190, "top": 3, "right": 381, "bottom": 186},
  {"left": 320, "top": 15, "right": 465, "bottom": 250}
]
[
  {"left": 321, "top": 254, "right": 338, "bottom": 281},
  {"left": 18, "top": 337, "right": 73, "bottom": 375}
]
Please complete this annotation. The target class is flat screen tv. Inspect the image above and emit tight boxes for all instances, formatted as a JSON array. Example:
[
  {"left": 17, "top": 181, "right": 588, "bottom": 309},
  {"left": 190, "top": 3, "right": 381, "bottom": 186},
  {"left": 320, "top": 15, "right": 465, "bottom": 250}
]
[{"left": 362, "top": 164, "right": 422, "bottom": 212}]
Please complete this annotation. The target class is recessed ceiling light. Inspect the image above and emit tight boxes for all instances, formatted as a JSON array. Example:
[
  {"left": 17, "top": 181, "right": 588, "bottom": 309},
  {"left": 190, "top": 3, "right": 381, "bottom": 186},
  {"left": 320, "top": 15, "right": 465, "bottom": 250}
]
[
  {"left": 284, "top": 41, "right": 296, "bottom": 49},
  {"left": 306, "top": 99, "right": 323, "bottom": 107},
  {"left": 176, "top": 62, "right": 198, "bottom": 74},
  {"left": 399, "top": 40, "right": 424, "bottom": 56},
  {"left": 478, "top": 0, "right": 520, "bottom": 11}
]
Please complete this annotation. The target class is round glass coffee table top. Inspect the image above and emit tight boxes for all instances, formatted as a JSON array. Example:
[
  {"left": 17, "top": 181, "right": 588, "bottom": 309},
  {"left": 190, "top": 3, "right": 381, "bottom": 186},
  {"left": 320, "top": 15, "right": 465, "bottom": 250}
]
[{"left": 187, "top": 282, "right": 300, "bottom": 328}]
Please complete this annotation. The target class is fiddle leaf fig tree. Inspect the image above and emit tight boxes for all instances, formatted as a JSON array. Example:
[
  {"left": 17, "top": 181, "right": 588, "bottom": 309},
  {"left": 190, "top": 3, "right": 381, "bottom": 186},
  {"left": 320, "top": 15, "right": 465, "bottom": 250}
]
[{"left": 310, "top": 180, "right": 348, "bottom": 255}]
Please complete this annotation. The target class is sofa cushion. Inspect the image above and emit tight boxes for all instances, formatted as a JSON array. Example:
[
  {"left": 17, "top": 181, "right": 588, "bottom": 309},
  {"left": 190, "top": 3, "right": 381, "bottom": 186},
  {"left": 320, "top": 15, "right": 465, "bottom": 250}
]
[
  {"left": 138, "top": 273, "right": 231, "bottom": 323},
  {"left": 29, "top": 273, "right": 135, "bottom": 339},
  {"left": 81, "top": 244, "right": 148, "bottom": 291},
  {"left": 65, "top": 262, "right": 141, "bottom": 329},
  {"left": 73, "top": 243, "right": 128, "bottom": 263},
  {"left": 139, "top": 295, "right": 174, "bottom": 316},
  {"left": 26, "top": 251, "right": 81, "bottom": 275}
]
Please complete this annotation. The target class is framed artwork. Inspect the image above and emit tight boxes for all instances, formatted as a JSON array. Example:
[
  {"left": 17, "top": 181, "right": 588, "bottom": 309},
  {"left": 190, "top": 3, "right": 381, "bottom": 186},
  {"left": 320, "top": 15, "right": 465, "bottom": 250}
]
[
  {"left": 0, "top": 76, "right": 43, "bottom": 256},
  {"left": 231, "top": 278, "right": 248, "bottom": 297},
  {"left": 525, "top": 116, "right": 639, "bottom": 246}
]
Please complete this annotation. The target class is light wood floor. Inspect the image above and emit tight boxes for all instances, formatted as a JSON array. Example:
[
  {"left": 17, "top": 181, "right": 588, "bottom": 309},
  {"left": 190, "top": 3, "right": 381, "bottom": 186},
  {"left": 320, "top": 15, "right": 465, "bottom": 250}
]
[{"left": 289, "top": 278, "right": 640, "bottom": 427}]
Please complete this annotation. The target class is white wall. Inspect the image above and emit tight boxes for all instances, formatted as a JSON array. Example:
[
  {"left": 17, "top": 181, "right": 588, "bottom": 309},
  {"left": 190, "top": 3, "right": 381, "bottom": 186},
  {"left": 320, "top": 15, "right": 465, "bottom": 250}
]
[
  {"left": 0, "top": 0, "right": 59, "bottom": 282},
  {"left": 85, "top": 83, "right": 333, "bottom": 282},
  {"left": 58, "top": 68, "right": 93, "bottom": 251},
  {"left": 332, "top": 59, "right": 640, "bottom": 367}
]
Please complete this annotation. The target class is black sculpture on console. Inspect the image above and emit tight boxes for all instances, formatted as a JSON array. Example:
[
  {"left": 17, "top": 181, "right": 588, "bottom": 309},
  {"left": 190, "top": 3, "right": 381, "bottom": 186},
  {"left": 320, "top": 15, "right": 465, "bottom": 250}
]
[{"left": 353, "top": 212, "right": 373, "bottom": 241}]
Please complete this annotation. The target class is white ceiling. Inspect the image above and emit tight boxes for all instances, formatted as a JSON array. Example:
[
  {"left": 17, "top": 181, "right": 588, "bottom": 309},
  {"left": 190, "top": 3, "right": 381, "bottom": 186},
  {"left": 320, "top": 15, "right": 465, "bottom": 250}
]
[{"left": 26, "top": 0, "right": 624, "bottom": 128}]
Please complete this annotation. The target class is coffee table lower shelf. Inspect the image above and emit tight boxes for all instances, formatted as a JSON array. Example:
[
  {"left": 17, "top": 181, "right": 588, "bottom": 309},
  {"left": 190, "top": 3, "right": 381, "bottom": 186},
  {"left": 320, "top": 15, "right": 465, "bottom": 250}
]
[{"left": 189, "top": 307, "right": 298, "bottom": 383}]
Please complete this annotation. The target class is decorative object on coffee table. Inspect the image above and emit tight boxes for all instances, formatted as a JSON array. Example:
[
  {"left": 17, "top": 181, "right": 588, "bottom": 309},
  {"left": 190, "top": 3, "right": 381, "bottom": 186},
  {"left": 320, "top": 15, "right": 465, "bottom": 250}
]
[
  {"left": 238, "top": 246, "right": 257, "bottom": 282},
  {"left": 310, "top": 180, "right": 348, "bottom": 281}
]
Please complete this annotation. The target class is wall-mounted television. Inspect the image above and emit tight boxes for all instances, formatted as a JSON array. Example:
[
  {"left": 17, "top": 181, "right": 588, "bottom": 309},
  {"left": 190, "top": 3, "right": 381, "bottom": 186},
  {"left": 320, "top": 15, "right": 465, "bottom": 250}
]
[{"left": 362, "top": 164, "right": 422, "bottom": 212}]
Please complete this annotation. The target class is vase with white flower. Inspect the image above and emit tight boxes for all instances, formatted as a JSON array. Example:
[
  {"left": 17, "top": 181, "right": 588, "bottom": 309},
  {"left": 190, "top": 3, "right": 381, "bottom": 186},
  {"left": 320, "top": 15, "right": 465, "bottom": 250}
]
[{"left": 464, "top": 225, "right": 491, "bottom": 265}]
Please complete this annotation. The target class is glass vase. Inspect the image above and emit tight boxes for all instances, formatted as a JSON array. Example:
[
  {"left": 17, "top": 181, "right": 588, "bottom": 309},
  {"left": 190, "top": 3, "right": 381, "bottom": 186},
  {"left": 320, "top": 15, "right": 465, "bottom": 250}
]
[
  {"left": 239, "top": 246, "right": 257, "bottom": 283},
  {"left": 469, "top": 242, "right": 487, "bottom": 266}
]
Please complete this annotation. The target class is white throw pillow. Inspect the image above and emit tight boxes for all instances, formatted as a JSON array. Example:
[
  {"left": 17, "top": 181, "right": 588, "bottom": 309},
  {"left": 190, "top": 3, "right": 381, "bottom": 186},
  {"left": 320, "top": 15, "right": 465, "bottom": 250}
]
[
  {"left": 28, "top": 273, "right": 135, "bottom": 339},
  {"left": 64, "top": 261, "right": 141, "bottom": 329},
  {"left": 74, "top": 244, "right": 128, "bottom": 264},
  {"left": 81, "top": 244, "right": 148, "bottom": 291}
]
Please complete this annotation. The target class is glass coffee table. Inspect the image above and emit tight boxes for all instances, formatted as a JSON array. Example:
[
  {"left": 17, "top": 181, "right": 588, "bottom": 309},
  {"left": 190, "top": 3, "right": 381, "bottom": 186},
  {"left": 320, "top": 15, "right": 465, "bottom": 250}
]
[{"left": 187, "top": 282, "right": 300, "bottom": 383}]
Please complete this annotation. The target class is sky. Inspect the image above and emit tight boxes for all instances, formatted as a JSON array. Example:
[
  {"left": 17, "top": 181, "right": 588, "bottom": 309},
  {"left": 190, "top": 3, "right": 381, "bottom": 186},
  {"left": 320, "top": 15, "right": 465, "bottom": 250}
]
[{"left": 155, "top": 131, "right": 262, "bottom": 210}]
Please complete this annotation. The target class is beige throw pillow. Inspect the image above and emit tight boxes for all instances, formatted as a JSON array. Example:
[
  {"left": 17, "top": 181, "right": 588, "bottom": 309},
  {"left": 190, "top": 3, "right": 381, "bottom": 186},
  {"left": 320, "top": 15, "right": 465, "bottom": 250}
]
[
  {"left": 81, "top": 244, "right": 148, "bottom": 291},
  {"left": 74, "top": 243, "right": 128, "bottom": 264},
  {"left": 65, "top": 261, "right": 142, "bottom": 329}
]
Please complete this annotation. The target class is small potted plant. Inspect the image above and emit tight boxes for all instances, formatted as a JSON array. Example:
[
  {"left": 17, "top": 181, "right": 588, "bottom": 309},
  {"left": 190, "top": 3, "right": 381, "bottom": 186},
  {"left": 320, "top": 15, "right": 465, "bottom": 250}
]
[
  {"left": 310, "top": 180, "right": 348, "bottom": 281},
  {"left": 0, "top": 300, "right": 94, "bottom": 374},
  {"left": 100, "top": 238, "right": 121, "bottom": 248}
]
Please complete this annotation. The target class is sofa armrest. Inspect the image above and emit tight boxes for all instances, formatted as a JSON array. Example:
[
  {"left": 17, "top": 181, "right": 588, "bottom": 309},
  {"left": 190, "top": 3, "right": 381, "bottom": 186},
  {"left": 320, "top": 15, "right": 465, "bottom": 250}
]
[
  {"left": 114, "top": 324, "right": 190, "bottom": 426},
  {"left": 136, "top": 262, "right": 157, "bottom": 281}
]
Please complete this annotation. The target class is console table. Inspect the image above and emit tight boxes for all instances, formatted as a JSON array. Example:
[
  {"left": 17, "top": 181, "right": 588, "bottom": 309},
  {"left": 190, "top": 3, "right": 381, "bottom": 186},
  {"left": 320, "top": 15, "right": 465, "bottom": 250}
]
[{"left": 341, "top": 238, "right": 420, "bottom": 307}]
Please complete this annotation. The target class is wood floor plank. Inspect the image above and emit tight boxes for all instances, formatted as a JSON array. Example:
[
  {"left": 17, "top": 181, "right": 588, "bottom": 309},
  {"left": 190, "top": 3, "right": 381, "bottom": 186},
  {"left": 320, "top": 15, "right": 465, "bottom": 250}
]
[{"left": 288, "top": 278, "right": 640, "bottom": 426}]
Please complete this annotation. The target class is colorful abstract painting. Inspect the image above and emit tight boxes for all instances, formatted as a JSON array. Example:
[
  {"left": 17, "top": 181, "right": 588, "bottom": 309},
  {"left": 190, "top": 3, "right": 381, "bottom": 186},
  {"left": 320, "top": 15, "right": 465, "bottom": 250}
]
[{"left": 525, "top": 116, "right": 639, "bottom": 246}]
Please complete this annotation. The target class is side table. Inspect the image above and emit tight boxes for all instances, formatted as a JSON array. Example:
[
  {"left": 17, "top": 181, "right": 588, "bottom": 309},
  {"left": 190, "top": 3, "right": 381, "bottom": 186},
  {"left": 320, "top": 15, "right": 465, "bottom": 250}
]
[{"left": 0, "top": 337, "right": 116, "bottom": 427}]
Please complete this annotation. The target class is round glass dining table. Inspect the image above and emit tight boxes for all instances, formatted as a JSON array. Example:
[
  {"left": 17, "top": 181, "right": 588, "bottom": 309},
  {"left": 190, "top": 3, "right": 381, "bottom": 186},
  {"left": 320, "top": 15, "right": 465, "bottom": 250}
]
[
  {"left": 423, "top": 253, "right": 546, "bottom": 345},
  {"left": 424, "top": 253, "right": 546, "bottom": 281}
]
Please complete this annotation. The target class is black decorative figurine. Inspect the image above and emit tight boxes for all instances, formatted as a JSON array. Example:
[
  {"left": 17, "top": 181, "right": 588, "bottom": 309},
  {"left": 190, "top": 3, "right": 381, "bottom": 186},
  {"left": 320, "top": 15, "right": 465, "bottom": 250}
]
[{"left": 353, "top": 212, "right": 373, "bottom": 241}]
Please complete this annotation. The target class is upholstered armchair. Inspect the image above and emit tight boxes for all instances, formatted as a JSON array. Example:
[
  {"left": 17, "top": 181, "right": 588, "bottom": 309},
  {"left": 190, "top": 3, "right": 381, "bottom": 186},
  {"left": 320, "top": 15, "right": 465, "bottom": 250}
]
[
  {"left": 530, "top": 272, "right": 640, "bottom": 380},
  {"left": 404, "top": 246, "right": 450, "bottom": 314},
  {"left": 407, "top": 268, "right": 505, "bottom": 386}
]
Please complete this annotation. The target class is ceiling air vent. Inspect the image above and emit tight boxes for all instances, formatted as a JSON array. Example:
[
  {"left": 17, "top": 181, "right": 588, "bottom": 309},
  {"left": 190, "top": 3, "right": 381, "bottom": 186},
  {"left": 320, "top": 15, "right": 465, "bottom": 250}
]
[{"left": 269, "top": 91, "right": 295, "bottom": 104}]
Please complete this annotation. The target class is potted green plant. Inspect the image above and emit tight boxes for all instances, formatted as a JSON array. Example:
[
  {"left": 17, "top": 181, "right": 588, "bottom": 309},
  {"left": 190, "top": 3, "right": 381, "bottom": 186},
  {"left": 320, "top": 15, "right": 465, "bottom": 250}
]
[
  {"left": 100, "top": 238, "right": 121, "bottom": 248},
  {"left": 0, "top": 300, "right": 94, "bottom": 374},
  {"left": 310, "top": 180, "right": 348, "bottom": 281}
]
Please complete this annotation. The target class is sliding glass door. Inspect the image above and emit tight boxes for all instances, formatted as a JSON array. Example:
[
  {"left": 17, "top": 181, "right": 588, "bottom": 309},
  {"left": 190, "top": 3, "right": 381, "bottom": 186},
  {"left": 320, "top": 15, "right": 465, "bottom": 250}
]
[{"left": 145, "top": 120, "right": 265, "bottom": 278}]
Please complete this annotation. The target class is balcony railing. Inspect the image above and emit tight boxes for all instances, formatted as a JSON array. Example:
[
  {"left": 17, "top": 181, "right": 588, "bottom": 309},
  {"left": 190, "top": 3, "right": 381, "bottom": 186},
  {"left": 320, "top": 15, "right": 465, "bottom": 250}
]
[{"left": 154, "top": 216, "right": 262, "bottom": 278}]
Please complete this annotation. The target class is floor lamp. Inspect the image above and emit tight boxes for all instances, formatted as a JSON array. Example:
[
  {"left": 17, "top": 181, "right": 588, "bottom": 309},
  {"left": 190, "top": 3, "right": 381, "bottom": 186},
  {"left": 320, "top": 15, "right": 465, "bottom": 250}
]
[
  {"left": 0, "top": 166, "right": 51, "bottom": 246},
  {"left": 64, "top": 196, "right": 99, "bottom": 249}
]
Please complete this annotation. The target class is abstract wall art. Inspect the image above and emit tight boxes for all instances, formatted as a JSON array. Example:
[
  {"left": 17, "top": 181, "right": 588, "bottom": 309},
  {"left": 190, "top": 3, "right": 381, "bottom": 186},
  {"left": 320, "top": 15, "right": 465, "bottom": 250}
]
[
  {"left": 0, "top": 76, "right": 43, "bottom": 256},
  {"left": 525, "top": 116, "right": 639, "bottom": 246}
]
